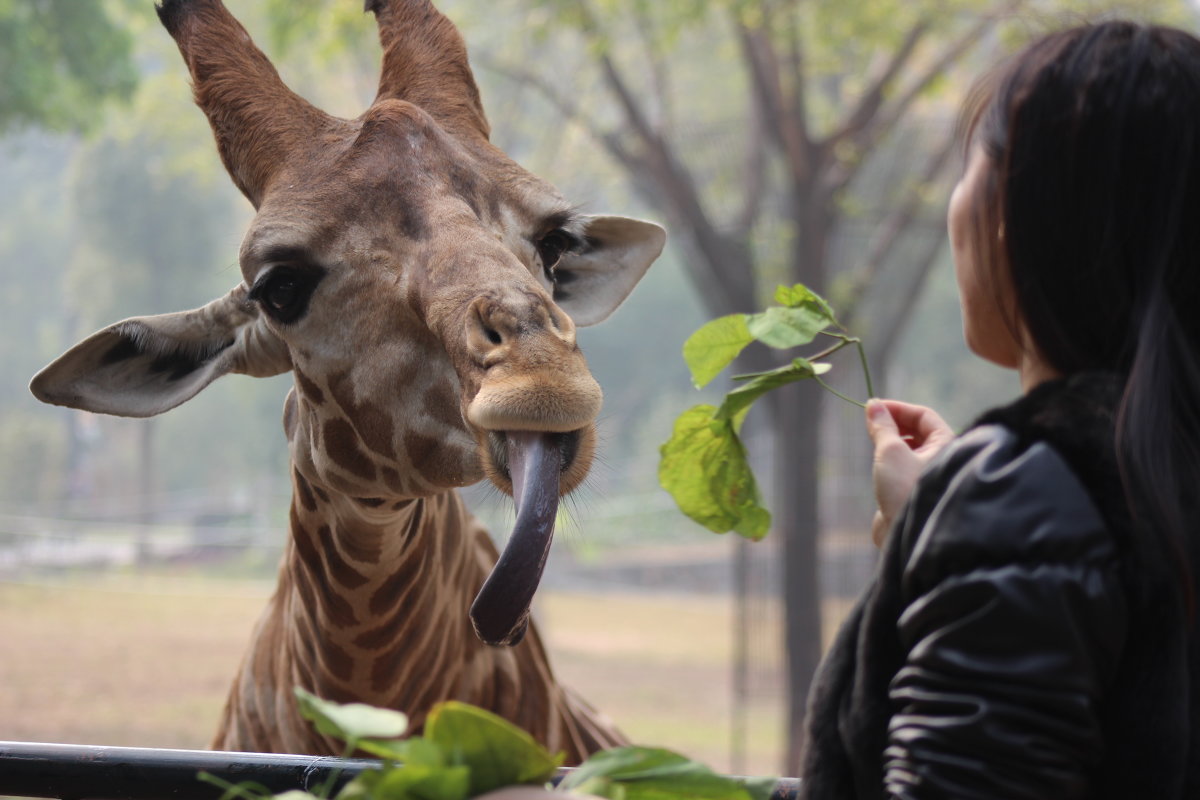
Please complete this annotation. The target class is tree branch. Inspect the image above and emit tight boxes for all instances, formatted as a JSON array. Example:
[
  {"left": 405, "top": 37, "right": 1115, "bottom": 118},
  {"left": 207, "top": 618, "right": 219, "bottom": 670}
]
[
  {"left": 735, "top": 17, "right": 813, "bottom": 186},
  {"left": 873, "top": 228, "right": 946, "bottom": 371},
  {"left": 824, "top": 4, "right": 1016, "bottom": 195},
  {"left": 841, "top": 122, "right": 959, "bottom": 322},
  {"left": 630, "top": 2, "right": 673, "bottom": 135},
  {"left": 483, "top": 60, "right": 640, "bottom": 170},
  {"left": 736, "top": 86, "right": 770, "bottom": 236},
  {"left": 824, "top": 19, "right": 930, "bottom": 150},
  {"left": 574, "top": 0, "right": 757, "bottom": 313},
  {"left": 783, "top": 2, "right": 810, "bottom": 164}
]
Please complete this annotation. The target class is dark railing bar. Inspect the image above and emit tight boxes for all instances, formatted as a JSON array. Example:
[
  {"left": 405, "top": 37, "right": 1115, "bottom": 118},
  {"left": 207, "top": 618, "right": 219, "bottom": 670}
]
[{"left": 0, "top": 741, "right": 800, "bottom": 800}]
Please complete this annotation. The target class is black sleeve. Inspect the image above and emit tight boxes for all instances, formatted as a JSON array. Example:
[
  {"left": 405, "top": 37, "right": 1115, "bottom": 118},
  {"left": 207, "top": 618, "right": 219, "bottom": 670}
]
[{"left": 883, "top": 432, "right": 1128, "bottom": 800}]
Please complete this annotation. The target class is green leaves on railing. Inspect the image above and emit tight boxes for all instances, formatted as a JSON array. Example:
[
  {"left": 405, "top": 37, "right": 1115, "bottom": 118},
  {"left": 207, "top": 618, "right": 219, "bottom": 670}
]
[
  {"left": 559, "top": 746, "right": 775, "bottom": 800},
  {"left": 295, "top": 687, "right": 409, "bottom": 751},
  {"left": 300, "top": 693, "right": 562, "bottom": 800},
  {"left": 425, "top": 702, "right": 564, "bottom": 797},
  {"left": 203, "top": 691, "right": 777, "bottom": 799},
  {"left": 659, "top": 283, "right": 871, "bottom": 540}
]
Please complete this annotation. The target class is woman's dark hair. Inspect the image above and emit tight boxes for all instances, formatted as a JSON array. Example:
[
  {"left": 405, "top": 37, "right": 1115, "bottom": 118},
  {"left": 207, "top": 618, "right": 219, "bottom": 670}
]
[{"left": 965, "top": 22, "right": 1200, "bottom": 615}]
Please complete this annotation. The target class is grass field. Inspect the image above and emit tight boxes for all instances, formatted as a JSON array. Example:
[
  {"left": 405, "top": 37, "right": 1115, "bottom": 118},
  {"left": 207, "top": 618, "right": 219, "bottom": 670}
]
[{"left": 0, "top": 572, "right": 796, "bottom": 778}]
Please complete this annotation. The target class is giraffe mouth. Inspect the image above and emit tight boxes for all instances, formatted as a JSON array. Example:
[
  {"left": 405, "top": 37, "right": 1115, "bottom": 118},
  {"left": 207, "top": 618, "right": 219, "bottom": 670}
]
[
  {"left": 470, "top": 430, "right": 577, "bottom": 646},
  {"left": 484, "top": 429, "right": 581, "bottom": 490}
]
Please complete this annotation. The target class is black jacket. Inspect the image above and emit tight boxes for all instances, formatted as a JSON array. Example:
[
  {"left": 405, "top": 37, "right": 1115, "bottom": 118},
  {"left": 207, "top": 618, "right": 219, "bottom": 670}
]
[{"left": 800, "top": 374, "right": 1200, "bottom": 799}]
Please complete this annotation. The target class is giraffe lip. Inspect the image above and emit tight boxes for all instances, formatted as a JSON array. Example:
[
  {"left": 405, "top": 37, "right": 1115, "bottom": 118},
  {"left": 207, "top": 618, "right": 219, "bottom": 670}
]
[
  {"left": 470, "top": 431, "right": 562, "bottom": 646},
  {"left": 486, "top": 429, "right": 579, "bottom": 491}
]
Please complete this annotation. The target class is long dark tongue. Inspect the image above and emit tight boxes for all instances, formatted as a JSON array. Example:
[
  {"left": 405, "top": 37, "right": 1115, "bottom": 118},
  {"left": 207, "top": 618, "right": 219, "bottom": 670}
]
[{"left": 469, "top": 431, "right": 560, "bottom": 646}]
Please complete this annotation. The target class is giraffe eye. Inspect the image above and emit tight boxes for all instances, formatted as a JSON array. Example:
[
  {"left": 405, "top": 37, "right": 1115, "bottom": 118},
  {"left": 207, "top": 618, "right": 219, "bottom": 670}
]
[
  {"left": 265, "top": 277, "right": 298, "bottom": 311},
  {"left": 250, "top": 267, "right": 323, "bottom": 324},
  {"left": 536, "top": 230, "right": 574, "bottom": 278}
]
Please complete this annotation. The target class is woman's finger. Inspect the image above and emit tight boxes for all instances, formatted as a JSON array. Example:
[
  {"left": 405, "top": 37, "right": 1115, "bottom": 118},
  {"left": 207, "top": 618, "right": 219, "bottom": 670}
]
[{"left": 877, "top": 400, "right": 955, "bottom": 450}]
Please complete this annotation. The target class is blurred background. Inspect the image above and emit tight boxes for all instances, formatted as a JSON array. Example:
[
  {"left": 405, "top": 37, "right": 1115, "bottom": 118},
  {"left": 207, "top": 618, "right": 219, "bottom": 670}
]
[{"left": 0, "top": 0, "right": 1187, "bottom": 781}]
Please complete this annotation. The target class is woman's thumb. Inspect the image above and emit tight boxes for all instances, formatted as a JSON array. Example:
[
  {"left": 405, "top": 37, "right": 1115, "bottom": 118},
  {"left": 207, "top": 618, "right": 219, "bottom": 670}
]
[{"left": 865, "top": 399, "right": 898, "bottom": 442}]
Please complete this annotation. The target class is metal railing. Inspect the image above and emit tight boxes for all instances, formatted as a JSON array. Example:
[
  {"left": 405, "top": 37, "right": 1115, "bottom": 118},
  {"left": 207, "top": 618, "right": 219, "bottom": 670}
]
[{"left": 0, "top": 741, "right": 801, "bottom": 800}]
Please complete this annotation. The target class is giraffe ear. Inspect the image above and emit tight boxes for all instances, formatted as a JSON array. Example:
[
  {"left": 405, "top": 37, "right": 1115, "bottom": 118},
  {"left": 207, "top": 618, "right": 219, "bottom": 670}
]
[
  {"left": 553, "top": 216, "right": 666, "bottom": 327},
  {"left": 30, "top": 287, "right": 291, "bottom": 418}
]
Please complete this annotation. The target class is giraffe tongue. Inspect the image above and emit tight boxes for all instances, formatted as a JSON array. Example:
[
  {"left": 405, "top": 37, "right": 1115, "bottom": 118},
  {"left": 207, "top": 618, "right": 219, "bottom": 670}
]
[{"left": 469, "top": 431, "right": 560, "bottom": 647}]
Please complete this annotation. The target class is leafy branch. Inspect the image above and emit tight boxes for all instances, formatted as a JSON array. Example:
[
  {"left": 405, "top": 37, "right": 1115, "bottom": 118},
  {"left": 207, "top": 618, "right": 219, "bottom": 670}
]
[
  {"left": 658, "top": 284, "right": 871, "bottom": 540},
  {"left": 201, "top": 689, "right": 773, "bottom": 800}
]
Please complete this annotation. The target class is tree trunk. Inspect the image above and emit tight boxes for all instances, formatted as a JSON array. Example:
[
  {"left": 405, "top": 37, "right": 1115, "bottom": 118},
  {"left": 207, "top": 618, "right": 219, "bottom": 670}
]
[
  {"left": 778, "top": 185, "right": 830, "bottom": 774},
  {"left": 772, "top": 382, "right": 823, "bottom": 775}
]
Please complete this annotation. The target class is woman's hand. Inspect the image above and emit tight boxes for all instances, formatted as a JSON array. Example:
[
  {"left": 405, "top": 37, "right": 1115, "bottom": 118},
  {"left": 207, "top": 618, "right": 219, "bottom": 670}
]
[{"left": 866, "top": 399, "right": 956, "bottom": 548}]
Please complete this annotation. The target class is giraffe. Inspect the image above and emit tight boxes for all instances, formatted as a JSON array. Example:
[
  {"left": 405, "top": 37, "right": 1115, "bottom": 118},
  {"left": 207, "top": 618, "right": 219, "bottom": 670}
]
[{"left": 29, "top": 0, "right": 665, "bottom": 762}]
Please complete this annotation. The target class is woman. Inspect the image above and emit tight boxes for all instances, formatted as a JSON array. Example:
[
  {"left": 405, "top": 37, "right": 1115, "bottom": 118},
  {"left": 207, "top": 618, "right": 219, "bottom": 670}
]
[{"left": 801, "top": 22, "right": 1200, "bottom": 799}]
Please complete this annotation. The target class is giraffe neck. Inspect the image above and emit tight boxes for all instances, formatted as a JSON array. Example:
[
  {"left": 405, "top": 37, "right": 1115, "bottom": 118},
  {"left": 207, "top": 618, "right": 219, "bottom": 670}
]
[
  {"left": 282, "top": 471, "right": 481, "bottom": 704},
  {"left": 213, "top": 467, "right": 624, "bottom": 760}
]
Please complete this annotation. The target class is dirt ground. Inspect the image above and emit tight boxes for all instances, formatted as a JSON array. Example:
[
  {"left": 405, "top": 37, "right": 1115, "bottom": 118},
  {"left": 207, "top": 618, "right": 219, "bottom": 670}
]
[{"left": 0, "top": 574, "right": 791, "bottom": 778}]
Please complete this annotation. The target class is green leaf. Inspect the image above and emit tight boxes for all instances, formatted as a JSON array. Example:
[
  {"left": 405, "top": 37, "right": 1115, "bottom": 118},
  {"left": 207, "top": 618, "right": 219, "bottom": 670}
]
[
  {"left": 294, "top": 687, "right": 409, "bottom": 747},
  {"left": 561, "top": 746, "right": 777, "bottom": 800},
  {"left": 356, "top": 735, "right": 437, "bottom": 763},
  {"left": 744, "top": 305, "right": 830, "bottom": 350},
  {"left": 773, "top": 283, "right": 841, "bottom": 334},
  {"left": 424, "top": 701, "right": 562, "bottom": 796},
  {"left": 338, "top": 764, "right": 471, "bottom": 800},
  {"left": 657, "top": 406, "right": 770, "bottom": 540},
  {"left": 682, "top": 314, "right": 753, "bottom": 388},
  {"left": 715, "top": 358, "right": 832, "bottom": 423}
]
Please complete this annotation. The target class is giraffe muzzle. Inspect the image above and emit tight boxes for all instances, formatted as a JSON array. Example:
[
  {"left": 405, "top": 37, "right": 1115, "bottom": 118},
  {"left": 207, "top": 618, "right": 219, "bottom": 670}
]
[{"left": 469, "top": 430, "right": 563, "bottom": 646}]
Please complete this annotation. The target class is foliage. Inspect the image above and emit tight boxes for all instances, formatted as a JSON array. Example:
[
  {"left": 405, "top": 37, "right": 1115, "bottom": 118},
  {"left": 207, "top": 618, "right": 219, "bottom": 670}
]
[
  {"left": 559, "top": 746, "right": 775, "bottom": 800},
  {"left": 68, "top": 130, "right": 237, "bottom": 324},
  {"left": 658, "top": 284, "right": 870, "bottom": 540},
  {"left": 0, "top": 0, "right": 138, "bottom": 134},
  {"left": 202, "top": 690, "right": 773, "bottom": 800}
]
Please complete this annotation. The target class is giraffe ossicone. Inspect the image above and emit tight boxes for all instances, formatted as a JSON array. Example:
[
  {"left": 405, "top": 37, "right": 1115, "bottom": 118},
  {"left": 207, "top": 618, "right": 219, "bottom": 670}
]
[{"left": 30, "top": 0, "right": 664, "bottom": 760}]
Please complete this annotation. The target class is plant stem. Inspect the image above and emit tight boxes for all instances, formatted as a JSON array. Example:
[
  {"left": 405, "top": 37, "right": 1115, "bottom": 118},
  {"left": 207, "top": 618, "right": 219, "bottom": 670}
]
[
  {"left": 809, "top": 335, "right": 851, "bottom": 362},
  {"left": 814, "top": 376, "right": 867, "bottom": 409},
  {"left": 817, "top": 330, "right": 875, "bottom": 399},
  {"left": 315, "top": 742, "right": 356, "bottom": 799},
  {"left": 853, "top": 337, "right": 875, "bottom": 398}
]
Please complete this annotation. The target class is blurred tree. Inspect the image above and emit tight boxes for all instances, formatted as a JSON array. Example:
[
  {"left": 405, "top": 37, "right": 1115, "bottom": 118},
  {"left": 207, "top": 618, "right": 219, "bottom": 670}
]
[
  {"left": 0, "top": 0, "right": 138, "bottom": 134},
  {"left": 63, "top": 126, "right": 236, "bottom": 532},
  {"left": 493, "top": 0, "right": 1186, "bottom": 771}
]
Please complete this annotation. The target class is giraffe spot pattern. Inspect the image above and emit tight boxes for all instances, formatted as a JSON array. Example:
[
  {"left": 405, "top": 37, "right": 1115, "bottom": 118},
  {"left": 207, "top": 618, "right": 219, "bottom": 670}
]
[
  {"left": 322, "top": 418, "right": 378, "bottom": 482},
  {"left": 424, "top": 380, "right": 463, "bottom": 430},
  {"left": 290, "top": 509, "right": 360, "bottom": 628},
  {"left": 294, "top": 366, "right": 326, "bottom": 405},
  {"left": 355, "top": 497, "right": 387, "bottom": 508},
  {"left": 366, "top": 548, "right": 426, "bottom": 619},
  {"left": 404, "top": 431, "right": 459, "bottom": 487},
  {"left": 317, "top": 525, "right": 370, "bottom": 590},
  {"left": 322, "top": 640, "right": 355, "bottom": 684},
  {"left": 381, "top": 467, "right": 406, "bottom": 494},
  {"left": 294, "top": 469, "right": 319, "bottom": 512},
  {"left": 372, "top": 621, "right": 446, "bottom": 695},
  {"left": 327, "top": 370, "right": 398, "bottom": 460},
  {"left": 335, "top": 520, "right": 383, "bottom": 563}
]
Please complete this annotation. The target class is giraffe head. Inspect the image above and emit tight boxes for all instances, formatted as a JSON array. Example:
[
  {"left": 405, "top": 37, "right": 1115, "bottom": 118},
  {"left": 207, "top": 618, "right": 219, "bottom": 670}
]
[{"left": 29, "top": 0, "right": 664, "bottom": 646}]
